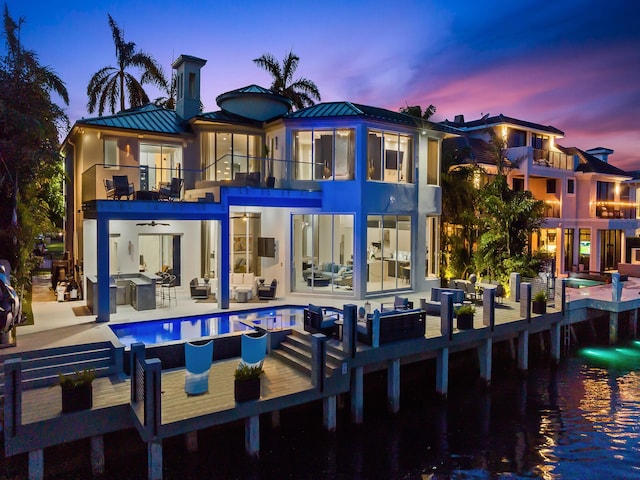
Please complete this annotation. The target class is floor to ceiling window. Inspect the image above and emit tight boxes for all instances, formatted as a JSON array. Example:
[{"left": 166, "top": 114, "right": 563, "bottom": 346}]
[
  {"left": 293, "top": 129, "right": 355, "bottom": 180},
  {"left": 564, "top": 228, "right": 574, "bottom": 273},
  {"left": 231, "top": 213, "right": 261, "bottom": 275},
  {"left": 366, "top": 215, "right": 412, "bottom": 293},
  {"left": 139, "top": 234, "right": 182, "bottom": 285},
  {"left": 203, "top": 132, "right": 261, "bottom": 181},
  {"left": 292, "top": 214, "right": 354, "bottom": 294},
  {"left": 579, "top": 229, "right": 591, "bottom": 271},
  {"left": 367, "top": 130, "right": 413, "bottom": 183},
  {"left": 600, "top": 229, "right": 622, "bottom": 272},
  {"left": 139, "top": 143, "right": 182, "bottom": 191}
]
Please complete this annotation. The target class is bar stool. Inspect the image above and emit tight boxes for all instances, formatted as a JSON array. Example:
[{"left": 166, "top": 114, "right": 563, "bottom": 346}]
[{"left": 161, "top": 274, "right": 177, "bottom": 306}]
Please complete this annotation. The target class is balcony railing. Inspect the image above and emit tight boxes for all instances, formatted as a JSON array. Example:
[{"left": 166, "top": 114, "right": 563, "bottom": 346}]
[
  {"left": 595, "top": 201, "right": 636, "bottom": 219},
  {"left": 532, "top": 149, "right": 573, "bottom": 170}
]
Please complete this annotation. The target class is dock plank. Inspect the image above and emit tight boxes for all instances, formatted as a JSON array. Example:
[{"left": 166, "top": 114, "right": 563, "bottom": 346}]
[{"left": 159, "top": 356, "right": 313, "bottom": 425}]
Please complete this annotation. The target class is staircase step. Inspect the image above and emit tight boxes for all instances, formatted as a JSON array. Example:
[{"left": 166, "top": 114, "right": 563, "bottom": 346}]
[{"left": 271, "top": 348, "right": 311, "bottom": 374}]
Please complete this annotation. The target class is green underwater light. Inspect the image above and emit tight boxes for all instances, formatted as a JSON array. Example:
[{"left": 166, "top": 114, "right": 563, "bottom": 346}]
[{"left": 580, "top": 344, "right": 640, "bottom": 367}]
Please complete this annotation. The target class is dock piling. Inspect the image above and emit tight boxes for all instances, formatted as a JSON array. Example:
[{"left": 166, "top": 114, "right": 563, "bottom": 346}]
[
  {"left": 517, "top": 330, "right": 529, "bottom": 373},
  {"left": 28, "top": 449, "right": 43, "bottom": 480},
  {"left": 245, "top": 416, "right": 260, "bottom": 457},
  {"left": 351, "top": 366, "right": 363, "bottom": 423},
  {"left": 436, "top": 347, "right": 449, "bottom": 397},
  {"left": 478, "top": 339, "right": 492, "bottom": 387},
  {"left": 387, "top": 358, "right": 400, "bottom": 413},
  {"left": 323, "top": 396, "right": 337, "bottom": 431},
  {"left": 147, "top": 440, "right": 162, "bottom": 480},
  {"left": 91, "top": 435, "right": 105, "bottom": 475}
]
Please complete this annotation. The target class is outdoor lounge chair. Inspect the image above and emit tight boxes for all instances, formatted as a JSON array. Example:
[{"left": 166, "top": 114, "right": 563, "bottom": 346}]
[
  {"left": 257, "top": 279, "right": 277, "bottom": 299},
  {"left": 303, "top": 303, "right": 339, "bottom": 336},
  {"left": 381, "top": 295, "right": 413, "bottom": 312},
  {"left": 184, "top": 340, "right": 213, "bottom": 395},
  {"left": 240, "top": 331, "right": 268, "bottom": 369},
  {"left": 159, "top": 177, "right": 183, "bottom": 201},
  {"left": 103, "top": 178, "right": 116, "bottom": 199},
  {"left": 112, "top": 175, "right": 134, "bottom": 200}
]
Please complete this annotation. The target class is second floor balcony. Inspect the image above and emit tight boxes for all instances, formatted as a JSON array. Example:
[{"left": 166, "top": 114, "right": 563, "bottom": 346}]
[
  {"left": 532, "top": 149, "right": 573, "bottom": 170},
  {"left": 595, "top": 201, "right": 636, "bottom": 219}
]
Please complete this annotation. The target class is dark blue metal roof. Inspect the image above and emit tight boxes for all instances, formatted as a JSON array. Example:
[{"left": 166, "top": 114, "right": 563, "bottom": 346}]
[{"left": 77, "top": 104, "right": 186, "bottom": 135}]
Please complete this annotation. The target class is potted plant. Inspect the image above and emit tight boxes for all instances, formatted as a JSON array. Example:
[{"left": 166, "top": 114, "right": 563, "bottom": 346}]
[
  {"left": 234, "top": 363, "right": 263, "bottom": 402},
  {"left": 532, "top": 290, "right": 547, "bottom": 314},
  {"left": 54, "top": 368, "right": 96, "bottom": 413},
  {"left": 456, "top": 304, "right": 476, "bottom": 330}
]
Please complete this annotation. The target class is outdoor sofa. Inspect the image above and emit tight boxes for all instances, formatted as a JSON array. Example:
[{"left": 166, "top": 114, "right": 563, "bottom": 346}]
[
  {"left": 356, "top": 308, "right": 426, "bottom": 346},
  {"left": 421, "top": 287, "right": 465, "bottom": 316}
]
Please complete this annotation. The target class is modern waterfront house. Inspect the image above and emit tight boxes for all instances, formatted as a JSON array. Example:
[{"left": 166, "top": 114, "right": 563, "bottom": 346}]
[
  {"left": 443, "top": 114, "right": 636, "bottom": 276},
  {"left": 61, "top": 54, "right": 456, "bottom": 322}
]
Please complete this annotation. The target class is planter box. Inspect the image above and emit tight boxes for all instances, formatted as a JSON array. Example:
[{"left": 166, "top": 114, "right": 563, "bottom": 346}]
[
  {"left": 61, "top": 384, "right": 93, "bottom": 413},
  {"left": 457, "top": 313, "right": 474, "bottom": 330},
  {"left": 532, "top": 300, "right": 547, "bottom": 315},
  {"left": 234, "top": 377, "right": 261, "bottom": 402}
]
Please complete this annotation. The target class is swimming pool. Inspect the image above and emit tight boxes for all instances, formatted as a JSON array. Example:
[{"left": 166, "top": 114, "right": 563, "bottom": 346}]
[
  {"left": 109, "top": 305, "right": 340, "bottom": 347},
  {"left": 564, "top": 278, "right": 606, "bottom": 288}
]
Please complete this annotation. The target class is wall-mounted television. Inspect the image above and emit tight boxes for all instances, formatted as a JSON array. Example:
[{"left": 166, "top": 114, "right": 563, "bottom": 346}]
[
  {"left": 257, "top": 237, "right": 276, "bottom": 258},
  {"left": 579, "top": 241, "right": 590, "bottom": 255},
  {"left": 385, "top": 150, "right": 403, "bottom": 170}
]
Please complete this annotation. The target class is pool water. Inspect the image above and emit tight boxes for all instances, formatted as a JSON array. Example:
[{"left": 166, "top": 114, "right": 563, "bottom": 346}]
[
  {"left": 109, "top": 305, "right": 340, "bottom": 347},
  {"left": 564, "top": 278, "right": 605, "bottom": 288}
]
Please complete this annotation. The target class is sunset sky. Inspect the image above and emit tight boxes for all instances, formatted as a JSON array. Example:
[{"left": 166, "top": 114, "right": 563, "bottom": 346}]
[{"left": 8, "top": 0, "right": 640, "bottom": 170}]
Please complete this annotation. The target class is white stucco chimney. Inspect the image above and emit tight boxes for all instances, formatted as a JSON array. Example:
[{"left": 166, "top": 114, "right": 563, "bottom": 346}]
[
  {"left": 586, "top": 147, "right": 614, "bottom": 163},
  {"left": 172, "top": 54, "right": 207, "bottom": 120}
]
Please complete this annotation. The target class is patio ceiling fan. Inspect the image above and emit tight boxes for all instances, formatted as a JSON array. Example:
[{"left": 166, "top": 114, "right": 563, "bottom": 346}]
[{"left": 135, "top": 221, "right": 170, "bottom": 227}]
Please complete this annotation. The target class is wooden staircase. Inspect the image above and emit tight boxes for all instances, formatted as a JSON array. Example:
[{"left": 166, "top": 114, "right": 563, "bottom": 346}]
[{"left": 271, "top": 330, "right": 347, "bottom": 377}]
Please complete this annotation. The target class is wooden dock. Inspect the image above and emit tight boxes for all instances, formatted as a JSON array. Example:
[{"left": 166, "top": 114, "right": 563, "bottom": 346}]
[{"left": 3, "top": 279, "right": 637, "bottom": 480}]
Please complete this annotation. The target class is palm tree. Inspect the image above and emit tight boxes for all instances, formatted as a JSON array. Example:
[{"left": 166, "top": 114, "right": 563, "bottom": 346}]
[
  {"left": 87, "top": 14, "right": 167, "bottom": 116},
  {"left": 253, "top": 50, "right": 320, "bottom": 110},
  {"left": 153, "top": 72, "right": 176, "bottom": 110}
]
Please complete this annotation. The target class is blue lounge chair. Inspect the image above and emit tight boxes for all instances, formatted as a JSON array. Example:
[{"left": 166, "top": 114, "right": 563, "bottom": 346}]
[
  {"left": 240, "top": 331, "right": 268, "bottom": 368},
  {"left": 184, "top": 340, "right": 213, "bottom": 395}
]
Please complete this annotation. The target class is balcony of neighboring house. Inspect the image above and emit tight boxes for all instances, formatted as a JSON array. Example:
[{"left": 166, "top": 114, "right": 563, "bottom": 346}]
[
  {"left": 532, "top": 148, "right": 573, "bottom": 170},
  {"left": 595, "top": 201, "right": 636, "bottom": 220}
]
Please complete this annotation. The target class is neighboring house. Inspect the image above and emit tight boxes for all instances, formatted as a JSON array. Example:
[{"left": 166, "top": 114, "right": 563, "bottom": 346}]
[
  {"left": 61, "top": 54, "right": 455, "bottom": 322},
  {"left": 443, "top": 114, "right": 636, "bottom": 276}
]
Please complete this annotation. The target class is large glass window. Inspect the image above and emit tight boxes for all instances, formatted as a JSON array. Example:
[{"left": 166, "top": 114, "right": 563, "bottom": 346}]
[
  {"left": 139, "top": 234, "right": 182, "bottom": 285},
  {"left": 367, "top": 130, "right": 413, "bottom": 183},
  {"left": 104, "top": 139, "right": 119, "bottom": 168},
  {"left": 292, "top": 214, "right": 354, "bottom": 295},
  {"left": 139, "top": 143, "right": 182, "bottom": 190},
  {"left": 231, "top": 214, "right": 260, "bottom": 275},
  {"left": 366, "top": 215, "right": 412, "bottom": 293},
  {"left": 506, "top": 128, "right": 526, "bottom": 148},
  {"left": 564, "top": 228, "right": 574, "bottom": 272},
  {"left": 579, "top": 229, "right": 590, "bottom": 271},
  {"left": 293, "top": 129, "right": 355, "bottom": 180},
  {"left": 600, "top": 229, "right": 622, "bottom": 272},
  {"left": 204, "top": 132, "right": 262, "bottom": 181}
]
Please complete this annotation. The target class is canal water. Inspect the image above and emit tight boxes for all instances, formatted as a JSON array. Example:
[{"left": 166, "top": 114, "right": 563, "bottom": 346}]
[{"left": 2, "top": 346, "right": 639, "bottom": 479}]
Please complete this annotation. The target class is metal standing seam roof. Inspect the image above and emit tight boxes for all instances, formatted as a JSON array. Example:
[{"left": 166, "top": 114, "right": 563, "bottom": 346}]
[
  {"left": 444, "top": 114, "right": 564, "bottom": 136},
  {"left": 76, "top": 104, "right": 187, "bottom": 135},
  {"left": 285, "top": 101, "right": 460, "bottom": 134}
]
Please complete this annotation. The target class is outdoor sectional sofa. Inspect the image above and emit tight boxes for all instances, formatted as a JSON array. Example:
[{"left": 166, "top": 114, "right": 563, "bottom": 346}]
[
  {"left": 421, "top": 287, "right": 465, "bottom": 316},
  {"left": 356, "top": 308, "right": 426, "bottom": 346}
]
